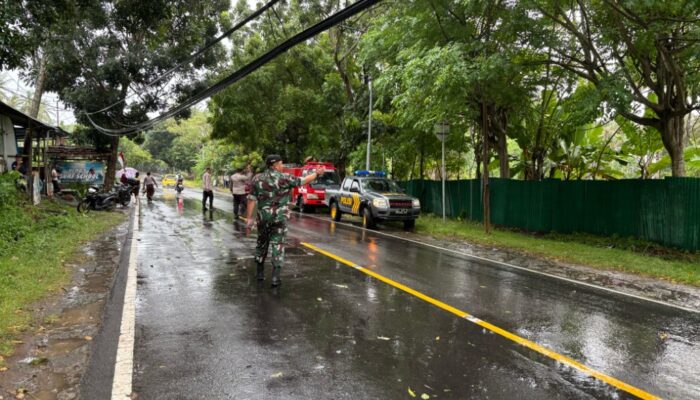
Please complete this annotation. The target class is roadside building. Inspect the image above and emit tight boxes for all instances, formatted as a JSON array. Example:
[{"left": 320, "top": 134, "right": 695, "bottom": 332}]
[{"left": 0, "top": 100, "right": 68, "bottom": 202}]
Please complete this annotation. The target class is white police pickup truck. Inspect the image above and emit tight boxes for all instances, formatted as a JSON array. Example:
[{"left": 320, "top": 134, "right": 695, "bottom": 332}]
[{"left": 324, "top": 171, "right": 421, "bottom": 230}]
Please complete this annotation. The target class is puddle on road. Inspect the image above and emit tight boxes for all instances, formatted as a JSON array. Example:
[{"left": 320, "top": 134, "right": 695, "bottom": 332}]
[
  {"left": 158, "top": 194, "right": 234, "bottom": 223},
  {"left": 84, "top": 271, "right": 111, "bottom": 293},
  {"left": 59, "top": 300, "right": 103, "bottom": 327},
  {"left": 45, "top": 338, "right": 86, "bottom": 355},
  {"left": 29, "top": 372, "right": 68, "bottom": 400}
]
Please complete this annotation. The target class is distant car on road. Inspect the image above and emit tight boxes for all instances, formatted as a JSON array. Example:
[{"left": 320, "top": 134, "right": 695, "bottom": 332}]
[
  {"left": 325, "top": 170, "right": 420, "bottom": 230},
  {"left": 161, "top": 174, "right": 177, "bottom": 187}
]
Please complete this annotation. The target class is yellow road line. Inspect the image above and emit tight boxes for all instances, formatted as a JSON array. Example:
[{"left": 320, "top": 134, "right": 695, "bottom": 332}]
[{"left": 300, "top": 242, "right": 661, "bottom": 400}]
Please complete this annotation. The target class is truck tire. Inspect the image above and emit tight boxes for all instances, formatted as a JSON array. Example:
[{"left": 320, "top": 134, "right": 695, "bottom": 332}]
[
  {"left": 361, "top": 208, "right": 376, "bottom": 229},
  {"left": 330, "top": 201, "right": 342, "bottom": 222},
  {"left": 403, "top": 219, "right": 415, "bottom": 231}
]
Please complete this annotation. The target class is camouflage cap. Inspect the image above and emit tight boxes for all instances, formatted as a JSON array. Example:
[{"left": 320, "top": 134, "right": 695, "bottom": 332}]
[{"left": 265, "top": 154, "right": 283, "bottom": 166}]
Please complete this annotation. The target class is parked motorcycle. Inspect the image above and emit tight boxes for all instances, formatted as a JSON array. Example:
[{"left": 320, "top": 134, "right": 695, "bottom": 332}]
[
  {"left": 116, "top": 183, "right": 132, "bottom": 206},
  {"left": 77, "top": 186, "right": 118, "bottom": 213}
]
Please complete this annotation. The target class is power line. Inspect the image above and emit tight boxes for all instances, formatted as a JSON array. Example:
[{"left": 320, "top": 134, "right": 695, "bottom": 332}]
[
  {"left": 86, "top": 0, "right": 382, "bottom": 136},
  {"left": 83, "top": 0, "right": 281, "bottom": 117}
]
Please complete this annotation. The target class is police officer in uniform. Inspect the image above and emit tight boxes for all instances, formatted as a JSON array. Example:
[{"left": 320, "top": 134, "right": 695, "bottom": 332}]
[{"left": 246, "top": 155, "right": 325, "bottom": 287}]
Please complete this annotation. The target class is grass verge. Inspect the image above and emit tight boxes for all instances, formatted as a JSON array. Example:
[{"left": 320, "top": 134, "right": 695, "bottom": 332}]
[
  {"left": 415, "top": 215, "right": 700, "bottom": 286},
  {"left": 0, "top": 200, "right": 126, "bottom": 360}
]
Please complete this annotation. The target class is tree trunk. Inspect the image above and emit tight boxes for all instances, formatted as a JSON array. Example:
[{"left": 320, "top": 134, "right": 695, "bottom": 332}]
[
  {"left": 525, "top": 148, "right": 546, "bottom": 181},
  {"left": 474, "top": 141, "right": 481, "bottom": 180},
  {"left": 24, "top": 122, "right": 33, "bottom": 198},
  {"left": 419, "top": 145, "right": 425, "bottom": 179},
  {"left": 28, "top": 53, "right": 48, "bottom": 201},
  {"left": 534, "top": 150, "right": 545, "bottom": 181},
  {"left": 336, "top": 156, "right": 347, "bottom": 180},
  {"left": 492, "top": 109, "right": 510, "bottom": 179},
  {"left": 660, "top": 115, "right": 686, "bottom": 177},
  {"left": 409, "top": 154, "right": 417, "bottom": 180},
  {"left": 481, "top": 103, "right": 491, "bottom": 234},
  {"left": 591, "top": 126, "right": 620, "bottom": 180},
  {"left": 104, "top": 135, "right": 119, "bottom": 188},
  {"left": 639, "top": 159, "right": 648, "bottom": 179},
  {"left": 471, "top": 126, "right": 481, "bottom": 180},
  {"left": 496, "top": 127, "right": 509, "bottom": 178},
  {"left": 29, "top": 52, "right": 48, "bottom": 119}
]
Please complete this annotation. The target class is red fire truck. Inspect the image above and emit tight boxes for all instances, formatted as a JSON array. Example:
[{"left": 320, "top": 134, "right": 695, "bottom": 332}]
[{"left": 283, "top": 161, "right": 340, "bottom": 212}]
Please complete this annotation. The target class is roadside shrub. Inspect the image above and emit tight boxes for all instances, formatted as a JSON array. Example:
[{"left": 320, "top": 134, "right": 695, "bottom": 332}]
[
  {"left": 0, "top": 171, "right": 21, "bottom": 206},
  {"left": 0, "top": 172, "right": 32, "bottom": 256}
]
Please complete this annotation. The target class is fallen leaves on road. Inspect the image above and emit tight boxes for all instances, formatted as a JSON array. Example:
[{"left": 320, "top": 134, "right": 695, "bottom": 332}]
[
  {"left": 377, "top": 336, "right": 391, "bottom": 341},
  {"left": 84, "top": 336, "right": 93, "bottom": 341},
  {"left": 270, "top": 372, "right": 284, "bottom": 378},
  {"left": 408, "top": 387, "right": 416, "bottom": 397},
  {"left": 435, "top": 336, "right": 440, "bottom": 341},
  {"left": 316, "top": 297, "right": 323, "bottom": 302},
  {"left": 29, "top": 357, "right": 48, "bottom": 366},
  {"left": 421, "top": 394, "right": 430, "bottom": 400}
]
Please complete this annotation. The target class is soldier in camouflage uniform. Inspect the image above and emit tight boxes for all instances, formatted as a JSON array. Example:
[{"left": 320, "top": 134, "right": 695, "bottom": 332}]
[{"left": 246, "top": 155, "right": 325, "bottom": 287}]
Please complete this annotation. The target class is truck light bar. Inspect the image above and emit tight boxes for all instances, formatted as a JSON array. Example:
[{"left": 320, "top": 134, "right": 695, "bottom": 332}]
[
  {"left": 306, "top": 161, "right": 334, "bottom": 168},
  {"left": 354, "top": 170, "right": 386, "bottom": 177}
]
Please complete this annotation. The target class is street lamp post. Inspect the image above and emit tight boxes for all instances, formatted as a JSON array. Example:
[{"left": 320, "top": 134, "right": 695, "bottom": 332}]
[
  {"left": 434, "top": 121, "right": 449, "bottom": 221},
  {"left": 366, "top": 76, "right": 373, "bottom": 170}
]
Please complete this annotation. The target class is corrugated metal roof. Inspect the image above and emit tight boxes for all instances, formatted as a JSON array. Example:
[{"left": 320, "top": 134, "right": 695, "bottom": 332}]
[{"left": 0, "top": 99, "right": 67, "bottom": 136}]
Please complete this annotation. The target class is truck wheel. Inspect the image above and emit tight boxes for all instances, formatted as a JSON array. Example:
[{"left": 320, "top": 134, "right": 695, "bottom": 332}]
[
  {"left": 361, "top": 208, "right": 376, "bottom": 229},
  {"left": 330, "top": 202, "right": 342, "bottom": 222},
  {"left": 403, "top": 219, "right": 415, "bottom": 231}
]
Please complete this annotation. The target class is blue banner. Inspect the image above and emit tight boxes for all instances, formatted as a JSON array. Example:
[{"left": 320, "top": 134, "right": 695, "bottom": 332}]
[{"left": 59, "top": 161, "right": 105, "bottom": 185}]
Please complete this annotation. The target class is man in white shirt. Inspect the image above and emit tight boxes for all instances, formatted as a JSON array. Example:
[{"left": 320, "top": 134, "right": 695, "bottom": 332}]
[
  {"left": 202, "top": 167, "right": 214, "bottom": 211},
  {"left": 230, "top": 167, "right": 252, "bottom": 218}
]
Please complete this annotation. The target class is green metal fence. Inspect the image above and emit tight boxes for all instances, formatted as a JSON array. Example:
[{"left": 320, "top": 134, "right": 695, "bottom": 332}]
[{"left": 401, "top": 178, "right": 700, "bottom": 251}]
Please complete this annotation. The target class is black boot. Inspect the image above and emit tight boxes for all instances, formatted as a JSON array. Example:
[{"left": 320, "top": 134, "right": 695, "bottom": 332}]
[
  {"left": 271, "top": 266, "right": 281, "bottom": 287},
  {"left": 256, "top": 262, "right": 265, "bottom": 281}
]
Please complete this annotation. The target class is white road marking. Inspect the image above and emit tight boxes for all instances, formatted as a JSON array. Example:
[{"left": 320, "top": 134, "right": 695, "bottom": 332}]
[
  {"left": 111, "top": 201, "right": 139, "bottom": 399},
  {"left": 295, "top": 211, "right": 699, "bottom": 314}
]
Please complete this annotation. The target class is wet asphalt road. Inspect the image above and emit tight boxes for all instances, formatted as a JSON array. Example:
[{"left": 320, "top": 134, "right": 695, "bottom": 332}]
[{"left": 130, "top": 189, "right": 700, "bottom": 399}]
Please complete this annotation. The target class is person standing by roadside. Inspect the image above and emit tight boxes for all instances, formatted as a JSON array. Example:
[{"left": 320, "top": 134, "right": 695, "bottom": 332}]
[
  {"left": 245, "top": 155, "right": 325, "bottom": 287},
  {"left": 230, "top": 167, "right": 253, "bottom": 219},
  {"left": 51, "top": 166, "right": 61, "bottom": 195},
  {"left": 202, "top": 167, "right": 214, "bottom": 211},
  {"left": 131, "top": 172, "right": 141, "bottom": 202},
  {"left": 142, "top": 172, "right": 158, "bottom": 201}
]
